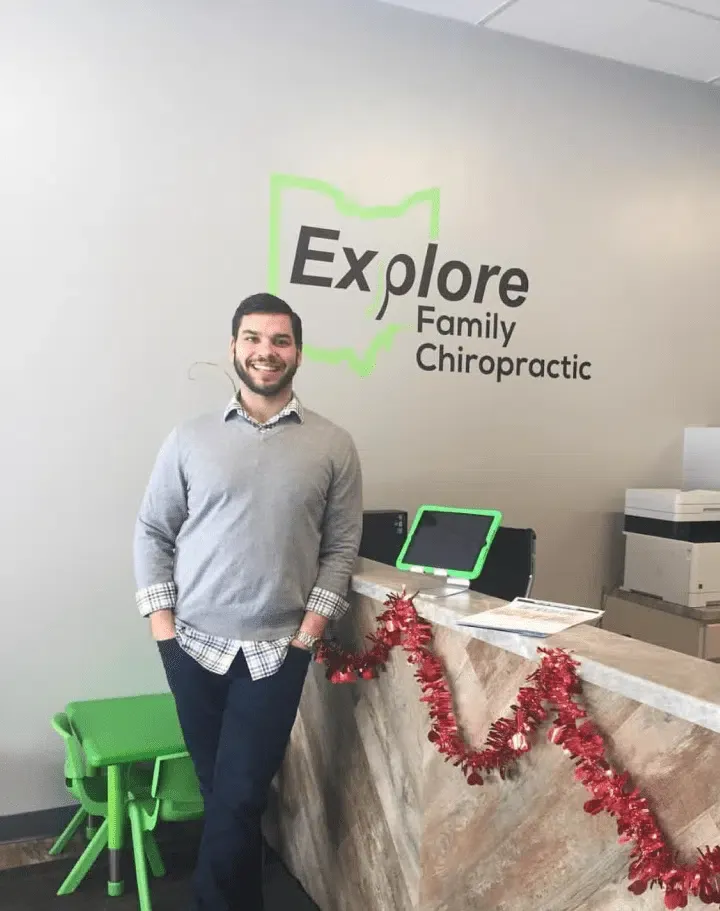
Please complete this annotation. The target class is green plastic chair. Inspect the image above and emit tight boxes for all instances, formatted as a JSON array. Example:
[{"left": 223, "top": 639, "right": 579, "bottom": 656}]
[
  {"left": 49, "top": 713, "right": 106, "bottom": 855},
  {"left": 49, "top": 713, "right": 165, "bottom": 896},
  {"left": 127, "top": 751, "right": 204, "bottom": 911}
]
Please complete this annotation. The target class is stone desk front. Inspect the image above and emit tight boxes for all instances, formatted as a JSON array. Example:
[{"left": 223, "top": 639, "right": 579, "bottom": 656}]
[{"left": 265, "top": 559, "right": 720, "bottom": 911}]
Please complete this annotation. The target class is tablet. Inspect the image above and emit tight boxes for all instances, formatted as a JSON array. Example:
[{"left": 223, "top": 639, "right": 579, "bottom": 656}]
[{"left": 395, "top": 504, "right": 503, "bottom": 582}]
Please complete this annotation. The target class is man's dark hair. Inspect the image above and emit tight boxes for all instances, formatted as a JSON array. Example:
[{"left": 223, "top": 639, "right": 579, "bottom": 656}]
[{"left": 231, "top": 293, "right": 303, "bottom": 350}]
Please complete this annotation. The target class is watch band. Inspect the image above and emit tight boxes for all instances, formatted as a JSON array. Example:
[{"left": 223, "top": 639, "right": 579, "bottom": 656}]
[{"left": 294, "top": 629, "right": 320, "bottom": 651}]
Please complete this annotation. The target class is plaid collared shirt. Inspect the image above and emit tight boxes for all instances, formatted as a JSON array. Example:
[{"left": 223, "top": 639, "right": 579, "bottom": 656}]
[{"left": 136, "top": 394, "right": 350, "bottom": 681}]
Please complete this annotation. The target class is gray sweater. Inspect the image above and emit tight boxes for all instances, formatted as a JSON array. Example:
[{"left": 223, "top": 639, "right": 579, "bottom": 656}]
[{"left": 133, "top": 404, "right": 363, "bottom": 640}]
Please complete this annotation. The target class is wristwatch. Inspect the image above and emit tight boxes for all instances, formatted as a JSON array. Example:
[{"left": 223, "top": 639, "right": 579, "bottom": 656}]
[{"left": 294, "top": 630, "right": 321, "bottom": 652}]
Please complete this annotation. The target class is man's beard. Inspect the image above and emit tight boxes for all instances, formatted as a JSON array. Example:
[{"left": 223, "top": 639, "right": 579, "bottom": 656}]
[{"left": 233, "top": 356, "right": 298, "bottom": 398}]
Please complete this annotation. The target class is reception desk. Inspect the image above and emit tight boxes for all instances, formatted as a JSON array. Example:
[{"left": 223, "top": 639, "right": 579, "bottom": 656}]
[{"left": 264, "top": 559, "right": 720, "bottom": 911}]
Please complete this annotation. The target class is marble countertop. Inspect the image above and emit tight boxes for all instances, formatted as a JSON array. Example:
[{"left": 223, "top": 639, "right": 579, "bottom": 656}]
[{"left": 350, "top": 558, "right": 720, "bottom": 735}]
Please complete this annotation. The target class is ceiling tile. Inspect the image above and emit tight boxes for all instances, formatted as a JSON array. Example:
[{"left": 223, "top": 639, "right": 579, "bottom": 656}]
[
  {"left": 485, "top": 0, "right": 720, "bottom": 81},
  {"left": 376, "top": 0, "right": 507, "bottom": 23}
]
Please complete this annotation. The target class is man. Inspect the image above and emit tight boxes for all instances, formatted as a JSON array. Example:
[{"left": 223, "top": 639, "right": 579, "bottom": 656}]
[{"left": 133, "top": 292, "right": 363, "bottom": 911}]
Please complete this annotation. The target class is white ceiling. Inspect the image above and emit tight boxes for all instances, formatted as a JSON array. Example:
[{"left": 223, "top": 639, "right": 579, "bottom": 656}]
[{"left": 376, "top": 0, "right": 720, "bottom": 86}]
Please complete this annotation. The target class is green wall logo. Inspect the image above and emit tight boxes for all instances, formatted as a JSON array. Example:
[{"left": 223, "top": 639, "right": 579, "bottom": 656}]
[{"left": 267, "top": 174, "right": 593, "bottom": 383}]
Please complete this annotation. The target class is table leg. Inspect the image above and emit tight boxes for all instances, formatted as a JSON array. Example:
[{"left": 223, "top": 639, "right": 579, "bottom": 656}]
[
  {"left": 106, "top": 764, "right": 125, "bottom": 897},
  {"left": 86, "top": 765, "right": 99, "bottom": 839}
]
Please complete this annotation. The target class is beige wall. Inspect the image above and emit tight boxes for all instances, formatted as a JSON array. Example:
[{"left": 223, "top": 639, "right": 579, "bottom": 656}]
[{"left": 1, "top": 0, "right": 719, "bottom": 815}]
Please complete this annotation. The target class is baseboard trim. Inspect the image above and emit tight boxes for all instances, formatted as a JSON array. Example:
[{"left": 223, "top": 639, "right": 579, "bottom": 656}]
[{"left": 0, "top": 805, "right": 77, "bottom": 844}]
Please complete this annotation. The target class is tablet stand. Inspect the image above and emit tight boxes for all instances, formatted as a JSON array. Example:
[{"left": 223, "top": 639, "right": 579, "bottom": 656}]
[{"left": 408, "top": 567, "right": 470, "bottom": 599}]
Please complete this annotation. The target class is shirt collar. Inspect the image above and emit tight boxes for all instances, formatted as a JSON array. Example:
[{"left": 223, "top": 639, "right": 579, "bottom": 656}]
[{"left": 223, "top": 393, "right": 304, "bottom": 427}]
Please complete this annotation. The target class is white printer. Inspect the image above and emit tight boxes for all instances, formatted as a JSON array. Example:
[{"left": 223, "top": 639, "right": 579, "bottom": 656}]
[{"left": 623, "top": 488, "right": 720, "bottom": 608}]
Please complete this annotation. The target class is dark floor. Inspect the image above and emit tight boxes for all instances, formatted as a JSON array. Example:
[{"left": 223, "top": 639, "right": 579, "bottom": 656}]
[{"left": 0, "top": 821, "right": 318, "bottom": 911}]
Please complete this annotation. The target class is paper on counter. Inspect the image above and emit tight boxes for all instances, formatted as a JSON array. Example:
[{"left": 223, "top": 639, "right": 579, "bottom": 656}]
[{"left": 457, "top": 597, "right": 604, "bottom": 638}]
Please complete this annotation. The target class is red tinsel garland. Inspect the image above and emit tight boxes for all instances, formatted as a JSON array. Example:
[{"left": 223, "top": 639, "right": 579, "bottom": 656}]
[{"left": 315, "top": 589, "right": 720, "bottom": 909}]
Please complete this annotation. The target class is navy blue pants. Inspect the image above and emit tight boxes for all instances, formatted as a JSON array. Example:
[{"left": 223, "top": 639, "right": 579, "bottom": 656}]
[{"left": 157, "top": 638, "right": 311, "bottom": 911}]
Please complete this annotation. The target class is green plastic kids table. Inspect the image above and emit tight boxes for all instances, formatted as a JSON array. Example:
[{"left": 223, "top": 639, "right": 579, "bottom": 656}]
[{"left": 65, "top": 692, "right": 186, "bottom": 896}]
